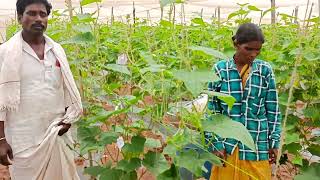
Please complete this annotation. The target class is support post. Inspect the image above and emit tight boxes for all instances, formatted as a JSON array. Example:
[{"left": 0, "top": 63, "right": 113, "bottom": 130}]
[{"left": 271, "top": 0, "right": 276, "bottom": 24}]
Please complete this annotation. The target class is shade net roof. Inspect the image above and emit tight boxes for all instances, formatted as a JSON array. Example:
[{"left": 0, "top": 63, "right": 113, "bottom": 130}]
[{"left": 1, "top": 0, "right": 319, "bottom": 42}]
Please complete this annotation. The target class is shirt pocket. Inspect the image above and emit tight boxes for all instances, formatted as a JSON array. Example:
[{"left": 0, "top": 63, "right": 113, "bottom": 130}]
[
  {"left": 44, "top": 60, "right": 62, "bottom": 89},
  {"left": 52, "top": 65, "right": 63, "bottom": 89}
]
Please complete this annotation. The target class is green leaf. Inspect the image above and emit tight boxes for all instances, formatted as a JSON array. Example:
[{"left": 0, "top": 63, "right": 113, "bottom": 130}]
[
  {"left": 122, "top": 136, "right": 146, "bottom": 154},
  {"left": 285, "top": 132, "right": 300, "bottom": 144},
  {"left": 176, "top": 149, "right": 220, "bottom": 177},
  {"left": 248, "top": 5, "right": 262, "bottom": 11},
  {"left": 284, "top": 143, "right": 301, "bottom": 154},
  {"left": 73, "top": 13, "right": 95, "bottom": 23},
  {"left": 160, "top": 20, "right": 174, "bottom": 27},
  {"left": 60, "top": 32, "right": 95, "bottom": 45},
  {"left": 188, "top": 46, "right": 228, "bottom": 59},
  {"left": 203, "top": 90, "right": 236, "bottom": 109},
  {"left": 173, "top": 70, "right": 219, "bottom": 97},
  {"left": 80, "top": 0, "right": 102, "bottom": 6},
  {"left": 304, "top": 107, "right": 320, "bottom": 122},
  {"left": 142, "top": 152, "right": 170, "bottom": 176},
  {"left": 145, "top": 138, "right": 162, "bottom": 149},
  {"left": 163, "top": 143, "right": 177, "bottom": 157},
  {"left": 83, "top": 166, "right": 105, "bottom": 177},
  {"left": 202, "top": 114, "right": 256, "bottom": 151},
  {"left": 295, "top": 164, "right": 320, "bottom": 180},
  {"left": 227, "top": 12, "right": 239, "bottom": 20},
  {"left": 121, "top": 171, "right": 138, "bottom": 180},
  {"left": 306, "top": 17, "right": 320, "bottom": 22},
  {"left": 139, "top": 51, "right": 157, "bottom": 65},
  {"left": 116, "top": 158, "right": 141, "bottom": 172},
  {"left": 191, "top": 18, "right": 206, "bottom": 26},
  {"left": 78, "top": 126, "right": 100, "bottom": 141},
  {"left": 72, "top": 24, "right": 92, "bottom": 33},
  {"left": 304, "top": 52, "right": 320, "bottom": 61},
  {"left": 307, "top": 144, "right": 320, "bottom": 156},
  {"left": 292, "top": 155, "right": 303, "bottom": 166},
  {"left": 105, "top": 64, "right": 131, "bottom": 76},
  {"left": 157, "top": 164, "right": 179, "bottom": 180},
  {"left": 262, "top": 7, "right": 276, "bottom": 17},
  {"left": 100, "top": 132, "right": 118, "bottom": 145},
  {"left": 100, "top": 169, "right": 125, "bottom": 180},
  {"left": 140, "top": 64, "right": 167, "bottom": 74}
]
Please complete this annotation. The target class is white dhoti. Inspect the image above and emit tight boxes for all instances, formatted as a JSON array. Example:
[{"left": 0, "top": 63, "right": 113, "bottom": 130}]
[{"left": 9, "top": 124, "right": 79, "bottom": 180}]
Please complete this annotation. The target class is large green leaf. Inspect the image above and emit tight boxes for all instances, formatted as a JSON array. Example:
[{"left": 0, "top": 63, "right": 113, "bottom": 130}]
[
  {"left": 202, "top": 114, "right": 256, "bottom": 151},
  {"left": 248, "top": 5, "right": 262, "bottom": 11},
  {"left": 80, "top": 0, "right": 102, "bottom": 6},
  {"left": 304, "top": 107, "right": 320, "bottom": 125},
  {"left": 116, "top": 158, "right": 141, "bottom": 172},
  {"left": 139, "top": 51, "right": 157, "bottom": 65},
  {"left": 121, "top": 171, "right": 137, "bottom": 180},
  {"left": 78, "top": 126, "right": 100, "bottom": 141},
  {"left": 145, "top": 138, "right": 162, "bottom": 149},
  {"left": 285, "top": 132, "right": 300, "bottom": 144},
  {"left": 173, "top": 70, "right": 219, "bottom": 97},
  {"left": 100, "top": 132, "right": 118, "bottom": 145},
  {"left": 72, "top": 24, "right": 92, "bottom": 33},
  {"left": 142, "top": 152, "right": 170, "bottom": 176},
  {"left": 83, "top": 166, "right": 105, "bottom": 177},
  {"left": 284, "top": 143, "right": 301, "bottom": 154},
  {"left": 99, "top": 169, "right": 125, "bottom": 180},
  {"left": 292, "top": 155, "right": 303, "bottom": 166},
  {"left": 140, "top": 64, "right": 167, "bottom": 74},
  {"left": 188, "top": 46, "right": 228, "bottom": 60},
  {"left": 176, "top": 149, "right": 220, "bottom": 177},
  {"left": 60, "top": 32, "right": 95, "bottom": 45},
  {"left": 163, "top": 143, "right": 177, "bottom": 157},
  {"left": 122, "top": 136, "right": 146, "bottom": 154},
  {"left": 105, "top": 64, "right": 131, "bottom": 76},
  {"left": 157, "top": 164, "right": 179, "bottom": 180},
  {"left": 203, "top": 90, "right": 236, "bottom": 109},
  {"left": 295, "top": 163, "right": 320, "bottom": 180}
]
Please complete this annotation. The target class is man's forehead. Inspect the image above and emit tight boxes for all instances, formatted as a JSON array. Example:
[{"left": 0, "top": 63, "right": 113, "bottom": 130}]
[{"left": 25, "top": 3, "right": 47, "bottom": 12}]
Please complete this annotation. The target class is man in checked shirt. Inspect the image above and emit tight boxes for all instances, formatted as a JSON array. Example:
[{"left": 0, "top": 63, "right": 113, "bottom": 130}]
[{"left": 208, "top": 23, "right": 281, "bottom": 180}]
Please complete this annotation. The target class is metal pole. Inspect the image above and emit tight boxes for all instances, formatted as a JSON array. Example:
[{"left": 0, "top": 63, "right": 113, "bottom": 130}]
[
  {"left": 318, "top": 0, "right": 320, "bottom": 18},
  {"left": 271, "top": 0, "right": 276, "bottom": 24},
  {"left": 218, "top": 6, "right": 221, "bottom": 26},
  {"left": 294, "top": 6, "right": 299, "bottom": 24}
]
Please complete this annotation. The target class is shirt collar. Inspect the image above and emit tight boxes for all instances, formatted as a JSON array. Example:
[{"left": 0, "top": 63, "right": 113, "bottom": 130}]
[
  {"left": 228, "top": 56, "right": 259, "bottom": 72},
  {"left": 20, "top": 33, "right": 53, "bottom": 60}
]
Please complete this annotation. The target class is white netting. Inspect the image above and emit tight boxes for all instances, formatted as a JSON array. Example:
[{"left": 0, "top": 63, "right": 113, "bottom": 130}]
[{"left": 1, "top": 0, "right": 320, "bottom": 41}]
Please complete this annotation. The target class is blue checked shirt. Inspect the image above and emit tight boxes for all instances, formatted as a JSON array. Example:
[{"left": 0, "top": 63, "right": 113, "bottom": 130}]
[{"left": 206, "top": 58, "right": 281, "bottom": 161}]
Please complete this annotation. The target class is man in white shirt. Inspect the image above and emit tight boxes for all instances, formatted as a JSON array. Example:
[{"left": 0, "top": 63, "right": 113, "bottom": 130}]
[{"left": 0, "top": 0, "right": 82, "bottom": 179}]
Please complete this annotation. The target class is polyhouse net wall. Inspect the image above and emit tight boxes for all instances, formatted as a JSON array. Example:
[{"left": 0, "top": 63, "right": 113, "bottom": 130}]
[{"left": 1, "top": 0, "right": 319, "bottom": 42}]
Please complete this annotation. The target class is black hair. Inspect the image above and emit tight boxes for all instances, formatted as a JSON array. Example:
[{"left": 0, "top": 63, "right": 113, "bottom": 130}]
[
  {"left": 232, "top": 23, "right": 265, "bottom": 44},
  {"left": 16, "top": 0, "right": 52, "bottom": 16}
]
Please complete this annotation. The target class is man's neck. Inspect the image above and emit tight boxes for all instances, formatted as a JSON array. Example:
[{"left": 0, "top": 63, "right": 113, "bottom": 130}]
[{"left": 22, "top": 30, "right": 45, "bottom": 45}]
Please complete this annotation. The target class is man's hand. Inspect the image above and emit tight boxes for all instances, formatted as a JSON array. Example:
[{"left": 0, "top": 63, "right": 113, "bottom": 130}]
[
  {"left": 57, "top": 121, "right": 71, "bottom": 136},
  {"left": 212, "top": 149, "right": 227, "bottom": 167},
  {"left": 268, "top": 148, "right": 278, "bottom": 164},
  {"left": 0, "top": 140, "right": 13, "bottom": 166}
]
